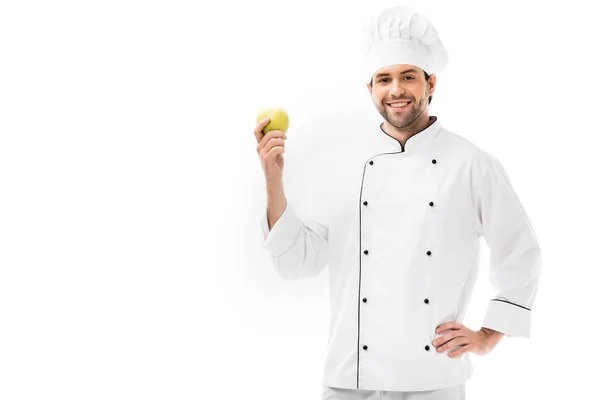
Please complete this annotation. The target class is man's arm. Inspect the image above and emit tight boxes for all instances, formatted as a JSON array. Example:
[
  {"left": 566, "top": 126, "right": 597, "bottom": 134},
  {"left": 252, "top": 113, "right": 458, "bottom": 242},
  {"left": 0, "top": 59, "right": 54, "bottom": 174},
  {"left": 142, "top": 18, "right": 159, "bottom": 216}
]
[
  {"left": 476, "top": 154, "right": 542, "bottom": 338},
  {"left": 260, "top": 200, "right": 330, "bottom": 280}
]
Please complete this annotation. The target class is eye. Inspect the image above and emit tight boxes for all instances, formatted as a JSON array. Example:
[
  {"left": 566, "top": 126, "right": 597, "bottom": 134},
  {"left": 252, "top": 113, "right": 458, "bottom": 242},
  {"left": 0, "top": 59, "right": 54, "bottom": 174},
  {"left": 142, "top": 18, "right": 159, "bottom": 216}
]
[
  {"left": 404, "top": 76, "right": 414, "bottom": 80},
  {"left": 378, "top": 78, "right": 389, "bottom": 83}
]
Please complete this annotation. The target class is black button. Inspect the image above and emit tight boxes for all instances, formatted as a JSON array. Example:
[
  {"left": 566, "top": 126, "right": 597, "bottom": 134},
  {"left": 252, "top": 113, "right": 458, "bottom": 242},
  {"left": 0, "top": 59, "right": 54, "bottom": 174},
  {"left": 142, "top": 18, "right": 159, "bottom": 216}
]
[
  {"left": 425, "top": 345, "right": 430, "bottom": 351},
  {"left": 364, "top": 250, "right": 369, "bottom": 255},
  {"left": 426, "top": 251, "right": 432, "bottom": 256},
  {"left": 432, "top": 159, "right": 437, "bottom": 164},
  {"left": 363, "top": 345, "right": 368, "bottom": 350},
  {"left": 363, "top": 201, "right": 368, "bottom": 206},
  {"left": 369, "top": 160, "right": 374, "bottom": 165},
  {"left": 362, "top": 298, "right": 367, "bottom": 303},
  {"left": 429, "top": 201, "right": 434, "bottom": 207},
  {"left": 424, "top": 299, "right": 429, "bottom": 304}
]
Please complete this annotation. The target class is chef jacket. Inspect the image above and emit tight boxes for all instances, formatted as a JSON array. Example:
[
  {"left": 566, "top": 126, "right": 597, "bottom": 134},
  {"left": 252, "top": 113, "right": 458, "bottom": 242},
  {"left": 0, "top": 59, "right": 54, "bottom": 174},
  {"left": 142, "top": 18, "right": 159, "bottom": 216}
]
[{"left": 258, "top": 115, "right": 542, "bottom": 392}]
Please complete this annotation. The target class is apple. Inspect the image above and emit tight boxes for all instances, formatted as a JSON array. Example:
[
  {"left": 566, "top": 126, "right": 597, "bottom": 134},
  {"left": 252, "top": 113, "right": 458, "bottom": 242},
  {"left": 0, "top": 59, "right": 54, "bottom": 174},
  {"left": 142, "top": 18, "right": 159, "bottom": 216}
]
[{"left": 256, "top": 108, "right": 289, "bottom": 134}]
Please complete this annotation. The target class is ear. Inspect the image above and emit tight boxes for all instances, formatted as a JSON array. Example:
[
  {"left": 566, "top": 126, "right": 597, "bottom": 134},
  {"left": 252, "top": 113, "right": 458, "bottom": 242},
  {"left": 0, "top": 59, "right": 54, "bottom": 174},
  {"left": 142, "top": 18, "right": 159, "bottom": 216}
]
[
  {"left": 429, "top": 74, "right": 437, "bottom": 92},
  {"left": 428, "top": 74, "right": 437, "bottom": 95},
  {"left": 366, "top": 83, "right": 372, "bottom": 94}
]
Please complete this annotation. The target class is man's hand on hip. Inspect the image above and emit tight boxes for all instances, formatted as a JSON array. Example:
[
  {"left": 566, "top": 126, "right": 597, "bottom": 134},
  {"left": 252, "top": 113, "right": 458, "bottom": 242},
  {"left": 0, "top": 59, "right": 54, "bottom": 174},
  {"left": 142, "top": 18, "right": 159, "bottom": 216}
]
[{"left": 432, "top": 321, "right": 505, "bottom": 358}]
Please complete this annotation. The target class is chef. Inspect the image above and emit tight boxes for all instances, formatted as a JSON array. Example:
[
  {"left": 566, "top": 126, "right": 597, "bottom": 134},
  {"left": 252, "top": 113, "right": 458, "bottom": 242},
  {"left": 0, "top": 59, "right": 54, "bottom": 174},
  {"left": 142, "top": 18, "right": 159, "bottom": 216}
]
[{"left": 254, "top": 5, "right": 542, "bottom": 400}]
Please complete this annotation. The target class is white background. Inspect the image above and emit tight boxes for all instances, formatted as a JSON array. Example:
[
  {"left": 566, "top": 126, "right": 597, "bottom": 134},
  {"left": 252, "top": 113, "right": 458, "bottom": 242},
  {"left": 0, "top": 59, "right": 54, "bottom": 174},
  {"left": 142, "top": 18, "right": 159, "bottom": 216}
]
[{"left": 1, "top": 0, "right": 598, "bottom": 399}]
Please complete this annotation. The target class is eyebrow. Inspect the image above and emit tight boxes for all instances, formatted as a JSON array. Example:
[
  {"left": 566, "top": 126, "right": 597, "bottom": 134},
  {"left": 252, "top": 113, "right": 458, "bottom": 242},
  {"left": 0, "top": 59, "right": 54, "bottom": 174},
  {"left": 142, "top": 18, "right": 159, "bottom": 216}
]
[{"left": 374, "top": 68, "right": 419, "bottom": 79}]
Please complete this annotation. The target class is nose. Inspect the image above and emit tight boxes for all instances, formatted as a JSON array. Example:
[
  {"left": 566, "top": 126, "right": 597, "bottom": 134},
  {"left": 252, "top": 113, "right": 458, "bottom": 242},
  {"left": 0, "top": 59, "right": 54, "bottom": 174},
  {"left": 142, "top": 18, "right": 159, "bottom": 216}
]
[{"left": 389, "top": 80, "right": 407, "bottom": 96}]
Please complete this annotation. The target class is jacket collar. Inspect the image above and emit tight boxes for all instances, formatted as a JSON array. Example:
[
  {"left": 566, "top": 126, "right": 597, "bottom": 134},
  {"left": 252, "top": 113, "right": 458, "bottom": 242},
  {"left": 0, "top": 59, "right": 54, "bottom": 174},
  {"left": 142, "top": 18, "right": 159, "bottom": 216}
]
[{"left": 375, "top": 116, "right": 442, "bottom": 154}]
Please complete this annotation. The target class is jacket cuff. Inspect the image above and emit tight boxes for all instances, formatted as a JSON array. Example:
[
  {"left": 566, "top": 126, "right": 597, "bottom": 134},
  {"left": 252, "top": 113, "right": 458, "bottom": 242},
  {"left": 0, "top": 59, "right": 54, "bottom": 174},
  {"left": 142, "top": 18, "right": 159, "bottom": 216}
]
[
  {"left": 260, "top": 204, "right": 303, "bottom": 256},
  {"left": 481, "top": 299, "right": 532, "bottom": 338}
]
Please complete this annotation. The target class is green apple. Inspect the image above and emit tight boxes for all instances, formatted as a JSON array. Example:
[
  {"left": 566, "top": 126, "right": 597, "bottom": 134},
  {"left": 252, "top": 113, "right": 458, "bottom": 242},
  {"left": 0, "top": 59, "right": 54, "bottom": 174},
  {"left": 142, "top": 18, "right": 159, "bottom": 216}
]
[{"left": 256, "top": 108, "right": 289, "bottom": 134}]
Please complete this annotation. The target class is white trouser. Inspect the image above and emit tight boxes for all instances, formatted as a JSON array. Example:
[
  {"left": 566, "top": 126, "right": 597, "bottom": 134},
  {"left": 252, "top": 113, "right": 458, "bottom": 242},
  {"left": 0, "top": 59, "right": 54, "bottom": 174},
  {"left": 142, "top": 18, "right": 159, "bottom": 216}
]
[{"left": 322, "top": 384, "right": 465, "bottom": 400}]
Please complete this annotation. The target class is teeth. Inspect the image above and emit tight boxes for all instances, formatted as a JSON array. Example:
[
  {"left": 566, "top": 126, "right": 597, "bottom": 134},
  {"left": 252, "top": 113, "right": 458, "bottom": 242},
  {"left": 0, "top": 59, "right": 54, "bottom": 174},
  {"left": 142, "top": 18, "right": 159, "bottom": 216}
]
[{"left": 389, "top": 102, "right": 409, "bottom": 108}]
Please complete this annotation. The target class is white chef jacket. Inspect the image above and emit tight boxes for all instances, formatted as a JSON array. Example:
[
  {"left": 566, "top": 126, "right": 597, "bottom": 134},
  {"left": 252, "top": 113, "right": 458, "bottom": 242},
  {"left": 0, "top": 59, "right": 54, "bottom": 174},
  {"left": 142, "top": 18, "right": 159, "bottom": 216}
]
[{"left": 258, "top": 115, "right": 542, "bottom": 392}]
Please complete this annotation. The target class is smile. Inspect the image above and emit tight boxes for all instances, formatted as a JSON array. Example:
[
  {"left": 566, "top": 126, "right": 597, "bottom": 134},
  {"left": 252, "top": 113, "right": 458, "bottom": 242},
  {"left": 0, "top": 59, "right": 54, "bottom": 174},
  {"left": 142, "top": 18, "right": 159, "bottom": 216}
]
[{"left": 387, "top": 101, "right": 411, "bottom": 110}]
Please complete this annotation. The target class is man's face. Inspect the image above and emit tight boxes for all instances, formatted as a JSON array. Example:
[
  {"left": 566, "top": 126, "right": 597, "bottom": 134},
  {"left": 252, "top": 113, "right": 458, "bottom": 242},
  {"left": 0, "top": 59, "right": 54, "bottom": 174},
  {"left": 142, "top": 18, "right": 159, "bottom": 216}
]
[{"left": 367, "top": 64, "right": 435, "bottom": 129}]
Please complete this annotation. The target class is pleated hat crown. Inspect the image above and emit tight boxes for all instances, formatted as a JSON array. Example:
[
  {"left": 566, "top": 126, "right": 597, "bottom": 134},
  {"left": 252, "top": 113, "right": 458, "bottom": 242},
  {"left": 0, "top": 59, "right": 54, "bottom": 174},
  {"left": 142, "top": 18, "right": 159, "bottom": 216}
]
[{"left": 360, "top": 6, "right": 449, "bottom": 83}]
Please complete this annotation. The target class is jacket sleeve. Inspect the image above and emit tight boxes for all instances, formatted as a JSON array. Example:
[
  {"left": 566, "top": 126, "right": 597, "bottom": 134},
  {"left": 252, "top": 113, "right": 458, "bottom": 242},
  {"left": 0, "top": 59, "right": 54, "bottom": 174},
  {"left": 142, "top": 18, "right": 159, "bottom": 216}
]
[
  {"left": 476, "top": 155, "right": 542, "bottom": 338},
  {"left": 259, "top": 202, "right": 329, "bottom": 280}
]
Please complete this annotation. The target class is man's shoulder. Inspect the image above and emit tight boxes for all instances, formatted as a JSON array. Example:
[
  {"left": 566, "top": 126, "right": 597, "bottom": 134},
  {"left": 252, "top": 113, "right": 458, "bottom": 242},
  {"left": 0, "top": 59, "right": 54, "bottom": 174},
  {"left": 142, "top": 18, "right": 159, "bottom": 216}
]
[
  {"left": 438, "top": 125, "right": 495, "bottom": 164},
  {"left": 435, "top": 125, "right": 501, "bottom": 183}
]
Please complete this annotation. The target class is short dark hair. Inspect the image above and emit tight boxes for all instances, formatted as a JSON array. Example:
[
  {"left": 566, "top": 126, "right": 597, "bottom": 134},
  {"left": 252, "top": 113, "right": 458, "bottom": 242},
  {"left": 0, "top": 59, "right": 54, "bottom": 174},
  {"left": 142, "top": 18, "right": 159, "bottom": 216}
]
[{"left": 370, "top": 70, "right": 433, "bottom": 105}]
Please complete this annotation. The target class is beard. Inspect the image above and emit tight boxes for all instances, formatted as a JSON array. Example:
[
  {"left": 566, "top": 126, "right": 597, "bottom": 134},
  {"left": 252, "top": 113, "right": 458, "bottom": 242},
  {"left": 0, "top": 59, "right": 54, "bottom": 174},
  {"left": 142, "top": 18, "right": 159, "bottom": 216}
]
[{"left": 378, "top": 96, "right": 428, "bottom": 129}]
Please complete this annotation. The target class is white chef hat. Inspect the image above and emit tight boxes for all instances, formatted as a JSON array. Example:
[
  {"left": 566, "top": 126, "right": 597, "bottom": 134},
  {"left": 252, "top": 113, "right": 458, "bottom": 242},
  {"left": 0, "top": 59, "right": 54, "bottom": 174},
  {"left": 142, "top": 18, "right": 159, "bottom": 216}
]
[{"left": 360, "top": 6, "right": 449, "bottom": 84}]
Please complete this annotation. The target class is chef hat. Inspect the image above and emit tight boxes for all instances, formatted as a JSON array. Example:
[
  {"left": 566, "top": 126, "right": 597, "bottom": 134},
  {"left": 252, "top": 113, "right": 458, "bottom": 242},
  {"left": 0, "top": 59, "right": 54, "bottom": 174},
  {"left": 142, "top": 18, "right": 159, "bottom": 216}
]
[{"left": 360, "top": 6, "right": 449, "bottom": 84}]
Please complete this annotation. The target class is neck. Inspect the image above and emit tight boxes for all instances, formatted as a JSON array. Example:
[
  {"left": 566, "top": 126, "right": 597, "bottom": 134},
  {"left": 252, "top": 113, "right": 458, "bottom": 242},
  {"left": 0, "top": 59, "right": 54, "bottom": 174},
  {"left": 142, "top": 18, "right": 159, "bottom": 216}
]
[{"left": 381, "top": 111, "right": 433, "bottom": 147}]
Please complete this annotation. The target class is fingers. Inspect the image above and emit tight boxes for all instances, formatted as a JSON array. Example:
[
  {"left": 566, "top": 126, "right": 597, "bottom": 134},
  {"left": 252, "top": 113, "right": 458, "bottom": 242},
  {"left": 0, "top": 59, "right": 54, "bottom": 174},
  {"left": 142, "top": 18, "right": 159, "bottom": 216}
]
[
  {"left": 432, "top": 322, "right": 480, "bottom": 358},
  {"left": 258, "top": 136, "right": 286, "bottom": 162},
  {"left": 253, "top": 117, "right": 271, "bottom": 143},
  {"left": 435, "top": 336, "right": 470, "bottom": 353},
  {"left": 436, "top": 321, "right": 463, "bottom": 334},
  {"left": 253, "top": 119, "right": 288, "bottom": 173},
  {"left": 432, "top": 329, "right": 461, "bottom": 348},
  {"left": 260, "top": 143, "right": 286, "bottom": 164},
  {"left": 256, "top": 130, "right": 287, "bottom": 155}
]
